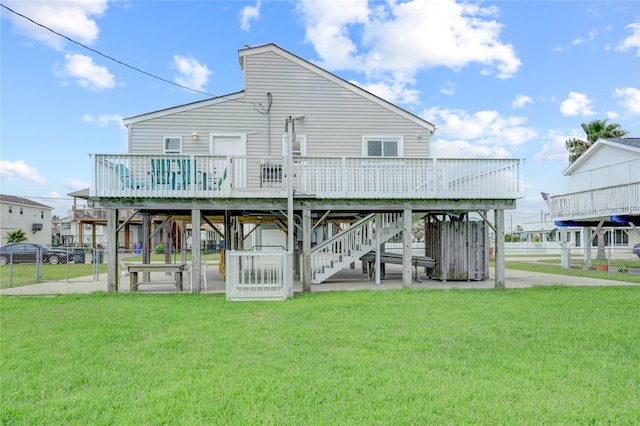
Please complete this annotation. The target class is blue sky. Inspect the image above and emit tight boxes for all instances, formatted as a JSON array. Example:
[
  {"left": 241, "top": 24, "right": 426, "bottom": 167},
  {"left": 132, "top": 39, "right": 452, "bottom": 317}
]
[{"left": 1, "top": 0, "right": 639, "bottom": 225}]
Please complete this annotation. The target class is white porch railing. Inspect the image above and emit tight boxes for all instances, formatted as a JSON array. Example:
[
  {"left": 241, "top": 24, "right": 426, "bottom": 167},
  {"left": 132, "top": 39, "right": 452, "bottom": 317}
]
[
  {"left": 226, "top": 250, "right": 293, "bottom": 301},
  {"left": 92, "top": 154, "right": 522, "bottom": 200},
  {"left": 310, "top": 212, "right": 403, "bottom": 283},
  {"left": 550, "top": 182, "right": 640, "bottom": 221}
]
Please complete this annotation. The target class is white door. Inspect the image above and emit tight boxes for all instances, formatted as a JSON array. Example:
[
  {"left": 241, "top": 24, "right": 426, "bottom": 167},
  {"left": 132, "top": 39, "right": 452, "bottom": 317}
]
[{"left": 210, "top": 133, "right": 246, "bottom": 189}]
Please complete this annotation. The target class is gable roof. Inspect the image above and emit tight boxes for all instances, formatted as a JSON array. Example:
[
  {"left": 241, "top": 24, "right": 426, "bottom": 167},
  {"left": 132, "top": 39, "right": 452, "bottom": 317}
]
[
  {"left": 238, "top": 44, "right": 436, "bottom": 132},
  {"left": 0, "top": 194, "right": 52, "bottom": 209},
  {"left": 563, "top": 137, "right": 640, "bottom": 175},
  {"left": 124, "top": 44, "right": 436, "bottom": 132}
]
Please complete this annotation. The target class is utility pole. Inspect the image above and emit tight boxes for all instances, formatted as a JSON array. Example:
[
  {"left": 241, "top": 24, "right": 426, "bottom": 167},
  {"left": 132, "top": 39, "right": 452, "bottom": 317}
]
[{"left": 286, "top": 116, "right": 294, "bottom": 253}]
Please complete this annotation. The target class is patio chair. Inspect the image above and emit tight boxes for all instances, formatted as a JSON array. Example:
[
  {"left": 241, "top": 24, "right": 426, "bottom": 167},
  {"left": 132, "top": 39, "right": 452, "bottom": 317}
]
[
  {"left": 177, "top": 158, "right": 198, "bottom": 188},
  {"left": 115, "top": 164, "right": 146, "bottom": 189},
  {"left": 150, "top": 159, "right": 175, "bottom": 189}
]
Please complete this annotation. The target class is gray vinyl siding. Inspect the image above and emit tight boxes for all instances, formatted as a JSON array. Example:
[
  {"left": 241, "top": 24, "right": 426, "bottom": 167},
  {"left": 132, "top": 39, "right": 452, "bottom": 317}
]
[{"left": 129, "top": 49, "right": 431, "bottom": 158}]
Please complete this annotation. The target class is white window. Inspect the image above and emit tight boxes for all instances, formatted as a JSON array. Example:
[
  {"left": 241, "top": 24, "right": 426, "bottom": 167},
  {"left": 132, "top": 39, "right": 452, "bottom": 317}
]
[
  {"left": 164, "top": 137, "right": 182, "bottom": 154},
  {"left": 362, "top": 136, "right": 403, "bottom": 157},
  {"left": 282, "top": 135, "right": 307, "bottom": 156},
  {"left": 8, "top": 206, "right": 12, "bottom": 214}
]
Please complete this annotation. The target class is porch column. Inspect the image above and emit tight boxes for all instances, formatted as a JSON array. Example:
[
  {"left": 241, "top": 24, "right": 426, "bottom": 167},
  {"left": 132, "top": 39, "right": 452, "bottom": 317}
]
[
  {"left": 191, "top": 209, "right": 201, "bottom": 293},
  {"left": 107, "top": 208, "right": 117, "bottom": 292},
  {"left": 582, "top": 226, "right": 592, "bottom": 266},
  {"left": 375, "top": 215, "right": 381, "bottom": 285},
  {"left": 142, "top": 213, "right": 151, "bottom": 282},
  {"left": 302, "top": 206, "right": 312, "bottom": 293},
  {"left": 403, "top": 209, "right": 413, "bottom": 287},
  {"left": 494, "top": 209, "right": 505, "bottom": 288}
]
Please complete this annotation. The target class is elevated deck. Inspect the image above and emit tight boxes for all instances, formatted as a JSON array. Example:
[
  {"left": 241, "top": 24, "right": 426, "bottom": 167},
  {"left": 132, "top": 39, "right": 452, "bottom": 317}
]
[{"left": 92, "top": 154, "right": 523, "bottom": 202}]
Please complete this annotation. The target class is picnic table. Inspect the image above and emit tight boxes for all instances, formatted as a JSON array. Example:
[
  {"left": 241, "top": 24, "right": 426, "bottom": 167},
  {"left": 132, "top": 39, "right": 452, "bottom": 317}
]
[{"left": 127, "top": 263, "right": 186, "bottom": 292}]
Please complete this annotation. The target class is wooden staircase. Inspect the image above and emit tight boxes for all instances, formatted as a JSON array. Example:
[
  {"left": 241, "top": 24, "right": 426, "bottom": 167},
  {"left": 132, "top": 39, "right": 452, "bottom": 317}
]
[{"left": 310, "top": 213, "right": 404, "bottom": 284}]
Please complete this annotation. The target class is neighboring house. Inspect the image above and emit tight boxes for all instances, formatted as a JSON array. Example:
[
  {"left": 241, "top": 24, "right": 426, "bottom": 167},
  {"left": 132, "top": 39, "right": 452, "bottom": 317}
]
[
  {"left": 91, "top": 43, "right": 523, "bottom": 296},
  {"left": 0, "top": 194, "right": 52, "bottom": 246},
  {"left": 549, "top": 138, "right": 640, "bottom": 264}
]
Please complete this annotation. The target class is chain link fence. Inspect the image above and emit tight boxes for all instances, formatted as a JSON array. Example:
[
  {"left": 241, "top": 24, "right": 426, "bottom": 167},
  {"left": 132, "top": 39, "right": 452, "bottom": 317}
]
[{"left": 1, "top": 247, "right": 106, "bottom": 289}]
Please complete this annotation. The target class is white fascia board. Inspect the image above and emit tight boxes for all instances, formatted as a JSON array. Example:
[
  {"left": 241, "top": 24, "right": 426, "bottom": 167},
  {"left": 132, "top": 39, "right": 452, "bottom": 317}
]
[
  {"left": 123, "top": 92, "right": 245, "bottom": 125},
  {"left": 563, "top": 138, "right": 640, "bottom": 176}
]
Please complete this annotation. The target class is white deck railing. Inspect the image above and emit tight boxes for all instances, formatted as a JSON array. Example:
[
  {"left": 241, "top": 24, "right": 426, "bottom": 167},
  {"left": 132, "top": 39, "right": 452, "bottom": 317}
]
[
  {"left": 550, "top": 182, "right": 640, "bottom": 221},
  {"left": 92, "top": 154, "right": 522, "bottom": 200},
  {"left": 226, "top": 250, "right": 293, "bottom": 301}
]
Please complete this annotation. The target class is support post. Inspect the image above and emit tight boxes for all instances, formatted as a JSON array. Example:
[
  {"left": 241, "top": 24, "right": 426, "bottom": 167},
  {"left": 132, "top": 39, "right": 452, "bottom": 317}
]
[
  {"left": 375, "top": 215, "right": 381, "bottom": 285},
  {"left": 286, "top": 116, "right": 294, "bottom": 253},
  {"left": 582, "top": 226, "right": 592, "bottom": 267},
  {"left": 191, "top": 209, "right": 201, "bottom": 293},
  {"left": 142, "top": 213, "right": 151, "bottom": 282},
  {"left": 494, "top": 209, "right": 505, "bottom": 288},
  {"left": 107, "top": 208, "right": 117, "bottom": 292},
  {"left": 403, "top": 209, "right": 413, "bottom": 287},
  {"left": 302, "top": 206, "right": 312, "bottom": 293}
]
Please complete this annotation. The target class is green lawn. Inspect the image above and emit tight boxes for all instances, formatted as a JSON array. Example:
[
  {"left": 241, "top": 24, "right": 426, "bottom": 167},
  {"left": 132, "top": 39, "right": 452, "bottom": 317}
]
[{"left": 2, "top": 287, "right": 639, "bottom": 424}]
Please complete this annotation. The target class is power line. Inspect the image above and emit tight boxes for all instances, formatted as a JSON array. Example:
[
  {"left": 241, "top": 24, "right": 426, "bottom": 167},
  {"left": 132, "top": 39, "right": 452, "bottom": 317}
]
[{"left": 0, "top": 3, "right": 217, "bottom": 97}]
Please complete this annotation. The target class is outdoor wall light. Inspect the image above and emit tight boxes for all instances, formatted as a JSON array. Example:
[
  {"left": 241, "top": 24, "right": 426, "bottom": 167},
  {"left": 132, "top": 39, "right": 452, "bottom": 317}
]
[
  {"left": 295, "top": 114, "right": 305, "bottom": 121},
  {"left": 192, "top": 131, "right": 198, "bottom": 141}
]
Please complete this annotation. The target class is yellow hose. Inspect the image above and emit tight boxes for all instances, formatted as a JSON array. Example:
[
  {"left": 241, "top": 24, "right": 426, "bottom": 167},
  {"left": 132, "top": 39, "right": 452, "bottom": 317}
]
[{"left": 218, "top": 248, "right": 226, "bottom": 279}]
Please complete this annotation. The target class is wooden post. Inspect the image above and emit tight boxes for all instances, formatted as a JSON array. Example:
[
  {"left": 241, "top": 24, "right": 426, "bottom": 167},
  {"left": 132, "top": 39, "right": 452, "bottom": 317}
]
[
  {"left": 302, "top": 206, "right": 312, "bottom": 293},
  {"left": 142, "top": 213, "right": 151, "bottom": 282},
  {"left": 494, "top": 209, "right": 505, "bottom": 288},
  {"left": 582, "top": 226, "right": 592, "bottom": 266},
  {"left": 107, "top": 208, "right": 117, "bottom": 292},
  {"left": 191, "top": 209, "right": 201, "bottom": 293},
  {"left": 375, "top": 215, "right": 381, "bottom": 285},
  {"left": 403, "top": 209, "right": 412, "bottom": 287}
]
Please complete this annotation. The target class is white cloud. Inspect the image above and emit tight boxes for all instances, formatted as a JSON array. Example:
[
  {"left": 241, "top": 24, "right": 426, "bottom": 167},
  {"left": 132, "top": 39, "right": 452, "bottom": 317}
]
[
  {"left": 422, "top": 107, "right": 537, "bottom": 147},
  {"left": 298, "top": 0, "right": 521, "bottom": 103},
  {"left": 0, "top": 160, "right": 46, "bottom": 185},
  {"left": 58, "top": 53, "right": 115, "bottom": 91},
  {"left": 66, "top": 178, "right": 90, "bottom": 191},
  {"left": 571, "top": 29, "right": 597, "bottom": 46},
  {"left": 560, "top": 92, "right": 595, "bottom": 116},
  {"left": 439, "top": 81, "right": 456, "bottom": 96},
  {"left": 533, "top": 130, "right": 574, "bottom": 162},
  {"left": 512, "top": 95, "right": 532, "bottom": 109},
  {"left": 240, "top": 1, "right": 261, "bottom": 31},
  {"left": 173, "top": 55, "right": 211, "bottom": 92},
  {"left": 4, "top": 0, "right": 107, "bottom": 50},
  {"left": 616, "top": 22, "right": 640, "bottom": 56},
  {"left": 430, "top": 139, "right": 502, "bottom": 158},
  {"left": 355, "top": 78, "right": 420, "bottom": 104},
  {"left": 615, "top": 87, "right": 640, "bottom": 114},
  {"left": 83, "top": 114, "right": 125, "bottom": 129}
]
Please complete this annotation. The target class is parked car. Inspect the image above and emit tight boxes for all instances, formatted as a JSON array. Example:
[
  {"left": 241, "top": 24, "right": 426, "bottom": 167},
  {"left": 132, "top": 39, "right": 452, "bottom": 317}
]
[
  {"left": 0, "top": 243, "right": 74, "bottom": 265},
  {"left": 633, "top": 243, "right": 640, "bottom": 257}
]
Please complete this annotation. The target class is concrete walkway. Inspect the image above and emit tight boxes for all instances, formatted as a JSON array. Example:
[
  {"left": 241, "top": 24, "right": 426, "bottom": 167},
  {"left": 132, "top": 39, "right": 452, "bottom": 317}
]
[{"left": 1, "top": 263, "right": 637, "bottom": 296}]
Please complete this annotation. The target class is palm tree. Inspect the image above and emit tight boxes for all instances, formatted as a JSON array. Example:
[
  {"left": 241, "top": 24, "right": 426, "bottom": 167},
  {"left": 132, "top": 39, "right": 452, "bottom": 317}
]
[
  {"left": 7, "top": 229, "right": 27, "bottom": 243},
  {"left": 565, "top": 119, "right": 629, "bottom": 260},
  {"left": 565, "top": 119, "right": 629, "bottom": 163}
]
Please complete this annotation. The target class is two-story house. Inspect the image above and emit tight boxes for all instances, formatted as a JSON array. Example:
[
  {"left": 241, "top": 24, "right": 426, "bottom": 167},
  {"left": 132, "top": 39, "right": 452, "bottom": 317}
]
[
  {"left": 0, "top": 194, "right": 52, "bottom": 246},
  {"left": 92, "top": 44, "right": 522, "bottom": 298},
  {"left": 550, "top": 138, "right": 640, "bottom": 266}
]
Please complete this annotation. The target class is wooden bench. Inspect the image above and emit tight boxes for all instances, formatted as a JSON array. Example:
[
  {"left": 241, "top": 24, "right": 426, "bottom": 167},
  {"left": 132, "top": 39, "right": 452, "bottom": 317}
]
[
  {"left": 360, "top": 251, "right": 436, "bottom": 282},
  {"left": 127, "top": 263, "right": 185, "bottom": 292}
]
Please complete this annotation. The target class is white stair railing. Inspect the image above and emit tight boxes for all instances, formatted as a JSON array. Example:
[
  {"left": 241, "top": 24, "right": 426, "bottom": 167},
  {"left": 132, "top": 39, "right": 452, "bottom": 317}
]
[{"left": 310, "top": 212, "right": 404, "bottom": 283}]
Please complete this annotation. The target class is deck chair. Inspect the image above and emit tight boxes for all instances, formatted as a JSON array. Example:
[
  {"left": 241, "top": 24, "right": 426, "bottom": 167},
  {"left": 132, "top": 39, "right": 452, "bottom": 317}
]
[
  {"left": 115, "top": 164, "right": 145, "bottom": 189},
  {"left": 150, "top": 159, "right": 175, "bottom": 189},
  {"left": 177, "top": 158, "right": 196, "bottom": 188}
]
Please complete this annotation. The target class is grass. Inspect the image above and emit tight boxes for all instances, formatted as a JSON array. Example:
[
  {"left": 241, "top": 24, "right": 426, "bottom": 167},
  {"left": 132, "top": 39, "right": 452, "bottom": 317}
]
[{"left": 2, "top": 287, "right": 639, "bottom": 424}]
